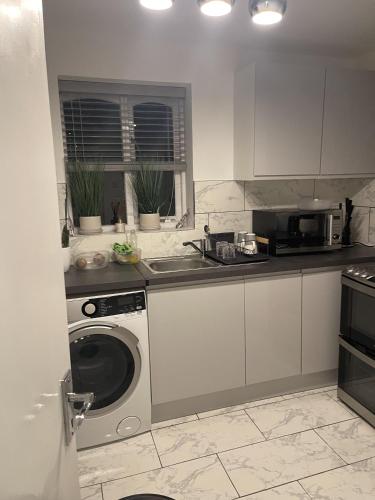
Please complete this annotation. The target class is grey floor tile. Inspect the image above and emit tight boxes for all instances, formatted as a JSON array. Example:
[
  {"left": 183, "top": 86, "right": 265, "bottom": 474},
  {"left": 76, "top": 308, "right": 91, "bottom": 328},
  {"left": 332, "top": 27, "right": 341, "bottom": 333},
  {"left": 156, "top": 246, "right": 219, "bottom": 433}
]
[
  {"left": 301, "top": 456, "right": 375, "bottom": 499},
  {"left": 219, "top": 429, "right": 344, "bottom": 497},
  {"left": 316, "top": 418, "right": 375, "bottom": 463},
  {"left": 78, "top": 432, "right": 160, "bottom": 487},
  {"left": 102, "top": 455, "right": 238, "bottom": 500},
  {"left": 152, "top": 410, "right": 264, "bottom": 466},
  {"left": 246, "top": 393, "right": 354, "bottom": 439}
]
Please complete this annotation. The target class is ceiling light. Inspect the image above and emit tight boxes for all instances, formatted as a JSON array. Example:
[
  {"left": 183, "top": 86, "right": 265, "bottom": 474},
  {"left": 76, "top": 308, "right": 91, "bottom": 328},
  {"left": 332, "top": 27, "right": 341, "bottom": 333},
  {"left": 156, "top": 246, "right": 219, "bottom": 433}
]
[
  {"left": 249, "top": 0, "right": 287, "bottom": 25},
  {"left": 198, "top": 0, "right": 235, "bottom": 17},
  {"left": 139, "top": 0, "right": 174, "bottom": 11}
]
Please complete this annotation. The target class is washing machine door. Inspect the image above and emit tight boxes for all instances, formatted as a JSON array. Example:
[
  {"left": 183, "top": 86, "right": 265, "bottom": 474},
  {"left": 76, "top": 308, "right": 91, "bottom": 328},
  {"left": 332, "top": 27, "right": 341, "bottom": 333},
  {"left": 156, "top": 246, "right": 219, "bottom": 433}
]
[{"left": 69, "top": 323, "right": 141, "bottom": 417}]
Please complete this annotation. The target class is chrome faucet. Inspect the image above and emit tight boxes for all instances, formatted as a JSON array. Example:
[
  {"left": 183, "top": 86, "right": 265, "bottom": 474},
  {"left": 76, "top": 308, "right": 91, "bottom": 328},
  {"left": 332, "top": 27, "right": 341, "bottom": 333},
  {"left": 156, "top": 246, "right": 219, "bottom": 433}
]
[{"left": 183, "top": 239, "right": 207, "bottom": 257}]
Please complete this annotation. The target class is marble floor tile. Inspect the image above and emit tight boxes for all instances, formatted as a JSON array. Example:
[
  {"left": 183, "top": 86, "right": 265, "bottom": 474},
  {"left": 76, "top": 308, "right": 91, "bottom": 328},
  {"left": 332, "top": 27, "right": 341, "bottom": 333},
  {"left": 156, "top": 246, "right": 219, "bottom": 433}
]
[
  {"left": 282, "top": 385, "right": 337, "bottom": 400},
  {"left": 78, "top": 432, "right": 161, "bottom": 487},
  {"left": 152, "top": 410, "right": 264, "bottom": 466},
  {"left": 246, "top": 396, "right": 285, "bottom": 408},
  {"left": 102, "top": 455, "right": 238, "bottom": 500},
  {"left": 219, "top": 430, "right": 344, "bottom": 497},
  {"left": 81, "top": 485, "right": 103, "bottom": 500},
  {"left": 240, "top": 482, "right": 310, "bottom": 499},
  {"left": 198, "top": 396, "right": 283, "bottom": 420},
  {"left": 246, "top": 393, "right": 354, "bottom": 439},
  {"left": 316, "top": 418, "right": 375, "bottom": 463},
  {"left": 152, "top": 414, "right": 198, "bottom": 430},
  {"left": 301, "top": 457, "right": 375, "bottom": 499}
]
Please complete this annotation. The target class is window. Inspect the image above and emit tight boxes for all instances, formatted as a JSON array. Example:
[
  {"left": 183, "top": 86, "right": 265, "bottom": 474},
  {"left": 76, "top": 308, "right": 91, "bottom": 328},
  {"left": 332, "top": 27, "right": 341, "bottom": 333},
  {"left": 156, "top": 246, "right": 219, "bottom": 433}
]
[{"left": 59, "top": 80, "right": 191, "bottom": 227}]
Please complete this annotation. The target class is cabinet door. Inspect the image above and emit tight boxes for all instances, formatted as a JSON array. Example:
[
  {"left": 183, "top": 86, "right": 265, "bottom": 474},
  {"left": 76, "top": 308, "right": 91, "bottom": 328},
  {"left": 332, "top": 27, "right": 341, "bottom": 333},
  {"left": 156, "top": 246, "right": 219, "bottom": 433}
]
[
  {"left": 254, "top": 63, "right": 325, "bottom": 177},
  {"left": 245, "top": 275, "right": 302, "bottom": 385},
  {"left": 148, "top": 281, "right": 245, "bottom": 405},
  {"left": 321, "top": 68, "right": 375, "bottom": 175},
  {"left": 302, "top": 271, "right": 342, "bottom": 374}
]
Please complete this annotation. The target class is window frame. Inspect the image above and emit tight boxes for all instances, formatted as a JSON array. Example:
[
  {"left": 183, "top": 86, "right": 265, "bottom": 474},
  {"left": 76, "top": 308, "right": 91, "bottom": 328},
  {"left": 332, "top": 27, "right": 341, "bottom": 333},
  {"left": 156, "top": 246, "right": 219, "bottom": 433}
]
[{"left": 59, "top": 79, "right": 193, "bottom": 231}]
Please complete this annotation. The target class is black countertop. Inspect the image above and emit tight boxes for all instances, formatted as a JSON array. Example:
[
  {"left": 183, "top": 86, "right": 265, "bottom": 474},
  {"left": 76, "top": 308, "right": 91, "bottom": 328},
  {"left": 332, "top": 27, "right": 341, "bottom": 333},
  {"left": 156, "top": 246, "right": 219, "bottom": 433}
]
[
  {"left": 65, "top": 263, "right": 146, "bottom": 297},
  {"left": 137, "top": 245, "right": 375, "bottom": 287},
  {"left": 65, "top": 245, "right": 375, "bottom": 296}
]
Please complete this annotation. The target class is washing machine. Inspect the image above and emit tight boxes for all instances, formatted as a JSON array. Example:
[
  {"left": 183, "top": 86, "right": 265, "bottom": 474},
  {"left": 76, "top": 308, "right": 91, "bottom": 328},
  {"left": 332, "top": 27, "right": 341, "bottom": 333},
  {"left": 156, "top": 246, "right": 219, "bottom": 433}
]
[{"left": 67, "top": 290, "right": 151, "bottom": 450}]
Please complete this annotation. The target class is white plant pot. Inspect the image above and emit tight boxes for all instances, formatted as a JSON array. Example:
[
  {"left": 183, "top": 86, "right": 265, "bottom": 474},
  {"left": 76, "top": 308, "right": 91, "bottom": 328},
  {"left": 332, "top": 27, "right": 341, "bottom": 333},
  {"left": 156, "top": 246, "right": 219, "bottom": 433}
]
[
  {"left": 139, "top": 213, "right": 160, "bottom": 231},
  {"left": 79, "top": 216, "right": 102, "bottom": 234},
  {"left": 62, "top": 246, "right": 71, "bottom": 273}
]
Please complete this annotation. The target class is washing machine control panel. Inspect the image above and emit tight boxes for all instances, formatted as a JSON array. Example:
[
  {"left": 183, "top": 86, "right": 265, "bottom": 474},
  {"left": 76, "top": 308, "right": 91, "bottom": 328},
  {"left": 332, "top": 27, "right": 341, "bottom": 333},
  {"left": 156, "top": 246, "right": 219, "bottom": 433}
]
[{"left": 81, "top": 292, "right": 146, "bottom": 318}]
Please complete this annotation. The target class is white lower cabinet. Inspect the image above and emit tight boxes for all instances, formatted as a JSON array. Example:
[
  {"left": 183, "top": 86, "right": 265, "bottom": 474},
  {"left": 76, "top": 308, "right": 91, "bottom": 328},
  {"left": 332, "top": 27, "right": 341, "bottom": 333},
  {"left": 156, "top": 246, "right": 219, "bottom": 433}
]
[
  {"left": 245, "top": 275, "right": 302, "bottom": 385},
  {"left": 148, "top": 281, "right": 246, "bottom": 405},
  {"left": 301, "top": 271, "right": 342, "bottom": 374}
]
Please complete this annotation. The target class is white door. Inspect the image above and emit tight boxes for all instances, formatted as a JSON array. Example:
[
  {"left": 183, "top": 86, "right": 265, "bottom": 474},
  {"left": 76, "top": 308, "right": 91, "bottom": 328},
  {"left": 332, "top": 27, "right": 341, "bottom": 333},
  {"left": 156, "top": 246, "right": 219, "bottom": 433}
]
[{"left": 0, "top": 1, "right": 80, "bottom": 499}]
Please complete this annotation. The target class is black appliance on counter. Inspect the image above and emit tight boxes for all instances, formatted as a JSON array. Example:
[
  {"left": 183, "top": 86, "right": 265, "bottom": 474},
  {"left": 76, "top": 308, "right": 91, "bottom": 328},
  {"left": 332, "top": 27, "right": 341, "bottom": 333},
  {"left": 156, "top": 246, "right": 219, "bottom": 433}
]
[
  {"left": 253, "top": 208, "right": 343, "bottom": 256},
  {"left": 339, "top": 265, "right": 375, "bottom": 427}
]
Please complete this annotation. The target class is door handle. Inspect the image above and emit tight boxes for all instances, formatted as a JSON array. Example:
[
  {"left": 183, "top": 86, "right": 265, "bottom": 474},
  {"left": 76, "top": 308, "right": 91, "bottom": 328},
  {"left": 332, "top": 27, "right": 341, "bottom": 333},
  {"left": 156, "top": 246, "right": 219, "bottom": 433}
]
[
  {"left": 67, "top": 391, "right": 95, "bottom": 431},
  {"left": 61, "top": 370, "right": 95, "bottom": 445}
]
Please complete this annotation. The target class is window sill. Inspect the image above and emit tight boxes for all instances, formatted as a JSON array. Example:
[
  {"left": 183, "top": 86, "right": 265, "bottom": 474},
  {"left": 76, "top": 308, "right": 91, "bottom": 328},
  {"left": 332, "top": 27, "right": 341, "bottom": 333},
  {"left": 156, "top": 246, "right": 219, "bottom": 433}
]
[{"left": 72, "top": 224, "right": 195, "bottom": 237}]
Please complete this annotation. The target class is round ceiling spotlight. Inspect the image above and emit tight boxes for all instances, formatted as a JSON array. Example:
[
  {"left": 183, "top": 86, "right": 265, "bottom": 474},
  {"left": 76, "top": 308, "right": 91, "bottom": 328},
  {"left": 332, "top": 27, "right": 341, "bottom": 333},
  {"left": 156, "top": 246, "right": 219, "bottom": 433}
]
[
  {"left": 198, "top": 0, "right": 235, "bottom": 17},
  {"left": 139, "top": 0, "right": 174, "bottom": 11},
  {"left": 249, "top": 0, "right": 287, "bottom": 25}
]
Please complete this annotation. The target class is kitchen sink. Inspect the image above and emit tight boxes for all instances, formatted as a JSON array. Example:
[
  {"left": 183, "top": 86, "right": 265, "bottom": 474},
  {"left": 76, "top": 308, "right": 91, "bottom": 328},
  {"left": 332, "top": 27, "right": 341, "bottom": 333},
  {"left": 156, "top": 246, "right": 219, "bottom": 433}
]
[{"left": 142, "top": 255, "right": 220, "bottom": 273}]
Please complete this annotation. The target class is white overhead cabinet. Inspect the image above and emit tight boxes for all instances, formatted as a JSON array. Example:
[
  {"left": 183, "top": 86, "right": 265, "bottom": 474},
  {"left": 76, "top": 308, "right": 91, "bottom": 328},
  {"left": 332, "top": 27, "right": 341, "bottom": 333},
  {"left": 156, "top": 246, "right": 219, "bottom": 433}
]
[
  {"left": 254, "top": 63, "right": 325, "bottom": 177},
  {"left": 245, "top": 275, "right": 302, "bottom": 385},
  {"left": 321, "top": 68, "right": 375, "bottom": 175},
  {"left": 148, "top": 281, "right": 246, "bottom": 405},
  {"left": 234, "top": 62, "right": 375, "bottom": 179},
  {"left": 301, "top": 271, "right": 342, "bottom": 374}
]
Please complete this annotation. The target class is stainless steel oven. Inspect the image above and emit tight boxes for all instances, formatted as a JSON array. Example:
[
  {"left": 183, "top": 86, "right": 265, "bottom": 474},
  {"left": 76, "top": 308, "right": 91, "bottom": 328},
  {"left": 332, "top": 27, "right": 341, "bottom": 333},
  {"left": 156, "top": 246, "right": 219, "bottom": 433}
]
[{"left": 339, "top": 266, "right": 375, "bottom": 427}]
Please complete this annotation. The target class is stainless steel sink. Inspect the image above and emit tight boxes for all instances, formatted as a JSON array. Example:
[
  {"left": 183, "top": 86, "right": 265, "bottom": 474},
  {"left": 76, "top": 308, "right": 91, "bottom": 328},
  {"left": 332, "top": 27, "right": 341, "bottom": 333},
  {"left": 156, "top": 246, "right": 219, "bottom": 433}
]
[{"left": 143, "top": 255, "right": 220, "bottom": 274}]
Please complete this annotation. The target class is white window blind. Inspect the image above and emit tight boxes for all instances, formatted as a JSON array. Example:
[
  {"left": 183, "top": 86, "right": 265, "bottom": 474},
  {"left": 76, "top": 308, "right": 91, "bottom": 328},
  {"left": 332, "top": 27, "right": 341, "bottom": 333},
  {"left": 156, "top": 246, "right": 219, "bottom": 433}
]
[{"left": 60, "top": 81, "right": 187, "bottom": 170}]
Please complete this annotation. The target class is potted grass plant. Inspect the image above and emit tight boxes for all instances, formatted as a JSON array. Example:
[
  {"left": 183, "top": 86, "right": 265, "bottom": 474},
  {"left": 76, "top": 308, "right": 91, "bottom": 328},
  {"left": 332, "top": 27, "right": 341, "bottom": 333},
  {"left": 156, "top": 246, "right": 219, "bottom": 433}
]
[
  {"left": 131, "top": 166, "right": 164, "bottom": 230},
  {"left": 68, "top": 162, "right": 104, "bottom": 234}
]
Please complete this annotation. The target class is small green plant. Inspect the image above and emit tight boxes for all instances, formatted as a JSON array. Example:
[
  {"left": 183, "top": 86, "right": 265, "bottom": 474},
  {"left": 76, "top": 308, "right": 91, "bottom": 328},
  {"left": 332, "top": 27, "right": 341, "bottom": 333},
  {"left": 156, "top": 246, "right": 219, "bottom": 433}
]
[
  {"left": 67, "top": 161, "right": 104, "bottom": 221},
  {"left": 131, "top": 166, "right": 165, "bottom": 214}
]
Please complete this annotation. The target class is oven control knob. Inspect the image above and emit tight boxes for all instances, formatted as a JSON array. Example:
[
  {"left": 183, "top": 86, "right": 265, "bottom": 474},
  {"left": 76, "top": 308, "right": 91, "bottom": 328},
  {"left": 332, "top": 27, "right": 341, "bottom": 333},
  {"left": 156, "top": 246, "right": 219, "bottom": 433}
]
[
  {"left": 360, "top": 272, "right": 369, "bottom": 278},
  {"left": 346, "top": 267, "right": 355, "bottom": 274},
  {"left": 83, "top": 302, "right": 97, "bottom": 316}
]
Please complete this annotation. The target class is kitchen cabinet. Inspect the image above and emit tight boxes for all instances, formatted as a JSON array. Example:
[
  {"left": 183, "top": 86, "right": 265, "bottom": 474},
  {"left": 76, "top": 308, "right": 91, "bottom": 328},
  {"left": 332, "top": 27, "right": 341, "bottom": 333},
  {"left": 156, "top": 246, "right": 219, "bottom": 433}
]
[
  {"left": 245, "top": 274, "right": 302, "bottom": 385},
  {"left": 301, "top": 271, "right": 342, "bottom": 374},
  {"left": 254, "top": 63, "right": 325, "bottom": 177},
  {"left": 148, "top": 280, "right": 245, "bottom": 405},
  {"left": 321, "top": 68, "right": 375, "bottom": 176}
]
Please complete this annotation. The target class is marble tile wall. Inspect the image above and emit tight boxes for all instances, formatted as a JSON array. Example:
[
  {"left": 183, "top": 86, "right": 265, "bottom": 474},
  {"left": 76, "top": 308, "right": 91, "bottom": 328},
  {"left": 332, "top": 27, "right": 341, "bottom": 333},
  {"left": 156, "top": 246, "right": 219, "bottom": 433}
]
[{"left": 58, "top": 177, "right": 375, "bottom": 259}]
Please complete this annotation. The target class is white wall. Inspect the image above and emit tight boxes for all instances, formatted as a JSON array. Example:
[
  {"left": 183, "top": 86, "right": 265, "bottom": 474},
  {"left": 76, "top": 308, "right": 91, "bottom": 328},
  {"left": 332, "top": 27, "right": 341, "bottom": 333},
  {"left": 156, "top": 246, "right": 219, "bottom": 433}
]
[
  {"left": 45, "top": 33, "right": 236, "bottom": 181},
  {"left": 44, "top": 1, "right": 361, "bottom": 183}
]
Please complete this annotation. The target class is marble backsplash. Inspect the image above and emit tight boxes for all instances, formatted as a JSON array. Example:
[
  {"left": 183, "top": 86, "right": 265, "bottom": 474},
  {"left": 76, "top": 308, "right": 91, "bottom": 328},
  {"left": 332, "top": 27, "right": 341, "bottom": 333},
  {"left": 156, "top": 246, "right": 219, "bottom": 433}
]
[{"left": 59, "top": 178, "right": 375, "bottom": 259}]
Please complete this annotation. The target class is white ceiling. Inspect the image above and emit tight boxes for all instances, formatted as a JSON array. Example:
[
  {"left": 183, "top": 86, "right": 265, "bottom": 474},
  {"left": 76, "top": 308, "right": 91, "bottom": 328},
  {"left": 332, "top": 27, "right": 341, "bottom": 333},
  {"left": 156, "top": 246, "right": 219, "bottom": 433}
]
[{"left": 44, "top": 0, "right": 375, "bottom": 58}]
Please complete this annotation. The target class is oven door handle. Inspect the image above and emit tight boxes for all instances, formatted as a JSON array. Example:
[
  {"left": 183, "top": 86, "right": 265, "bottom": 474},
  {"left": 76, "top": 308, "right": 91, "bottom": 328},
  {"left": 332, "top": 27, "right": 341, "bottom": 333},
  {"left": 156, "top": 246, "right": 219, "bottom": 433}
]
[
  {"left": 339, "top": 337, "right": 375, "bottom": 369},
  {"left": 342, "top": 276, "right": 375, "bottom": 298}
]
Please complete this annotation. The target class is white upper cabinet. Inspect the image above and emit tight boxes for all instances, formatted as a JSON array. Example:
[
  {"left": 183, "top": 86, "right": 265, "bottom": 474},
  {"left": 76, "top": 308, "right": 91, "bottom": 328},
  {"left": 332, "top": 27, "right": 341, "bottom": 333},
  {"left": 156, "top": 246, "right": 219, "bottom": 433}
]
[
  {"left": 254, "top": 63, "right": 325, "bottom": 177},
  {"left": 321, "top": 68, "right": 375, "bottom": 176}
]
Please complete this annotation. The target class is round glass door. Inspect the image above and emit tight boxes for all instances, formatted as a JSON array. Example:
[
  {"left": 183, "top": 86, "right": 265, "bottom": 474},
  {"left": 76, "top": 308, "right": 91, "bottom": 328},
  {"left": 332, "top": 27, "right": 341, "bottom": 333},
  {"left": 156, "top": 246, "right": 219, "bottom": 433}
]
[{"left": 69, "top": 325, "right": 141, "bottom": 415}]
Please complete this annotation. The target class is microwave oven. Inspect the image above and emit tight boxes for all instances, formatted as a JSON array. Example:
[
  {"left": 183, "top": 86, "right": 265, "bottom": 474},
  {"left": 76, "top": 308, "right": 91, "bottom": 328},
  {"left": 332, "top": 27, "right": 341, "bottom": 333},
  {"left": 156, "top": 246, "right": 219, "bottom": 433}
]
[{"left": 253, "top": 209, "right": 343, "bottom": 256}]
